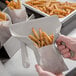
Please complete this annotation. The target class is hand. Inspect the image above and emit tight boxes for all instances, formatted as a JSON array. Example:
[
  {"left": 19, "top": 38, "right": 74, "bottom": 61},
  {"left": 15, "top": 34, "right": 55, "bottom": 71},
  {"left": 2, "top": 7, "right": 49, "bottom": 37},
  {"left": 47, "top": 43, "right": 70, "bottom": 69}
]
[
  {"left": 35, "top": 64, "right": 63, "bottom": 76},
  {"left": 56, "top": 35, "right": 76, "bottom": 60}
]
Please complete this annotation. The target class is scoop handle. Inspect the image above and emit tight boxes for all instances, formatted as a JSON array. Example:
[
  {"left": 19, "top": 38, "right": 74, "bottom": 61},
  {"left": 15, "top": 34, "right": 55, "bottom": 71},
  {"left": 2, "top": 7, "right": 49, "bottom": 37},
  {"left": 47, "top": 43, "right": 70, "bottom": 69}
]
[{"left": 20, "top": 42, "right": 30, "bottom": 68}]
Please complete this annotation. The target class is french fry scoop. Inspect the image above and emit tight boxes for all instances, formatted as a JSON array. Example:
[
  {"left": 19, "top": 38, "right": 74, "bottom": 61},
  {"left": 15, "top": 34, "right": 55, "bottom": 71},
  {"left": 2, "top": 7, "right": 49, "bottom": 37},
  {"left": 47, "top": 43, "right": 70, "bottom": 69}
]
[{"left": 9, "top": 16, "right": 68, "bottom": 73}]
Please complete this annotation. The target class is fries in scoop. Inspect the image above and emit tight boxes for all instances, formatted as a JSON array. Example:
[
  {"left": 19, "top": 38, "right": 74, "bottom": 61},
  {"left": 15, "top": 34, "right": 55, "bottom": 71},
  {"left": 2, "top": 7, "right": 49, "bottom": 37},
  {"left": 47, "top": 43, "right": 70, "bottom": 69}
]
[
  {"left": 32, "top": 28, "right": 39, "bottom": 40},
  {"left": 49, "top": 34, "right": 54, "bottom": 42},
  {"left": 29, "top": 28, "right": 54, "bottom": 48},
  {"left": 42, "top": 32, "right": 52, "bottom": 44},
  {"left": 29, "top": 35, "right": 40, "bottom": 44},
  {"left": 39, "top": 28, "right": 44, "bottom": 47}
]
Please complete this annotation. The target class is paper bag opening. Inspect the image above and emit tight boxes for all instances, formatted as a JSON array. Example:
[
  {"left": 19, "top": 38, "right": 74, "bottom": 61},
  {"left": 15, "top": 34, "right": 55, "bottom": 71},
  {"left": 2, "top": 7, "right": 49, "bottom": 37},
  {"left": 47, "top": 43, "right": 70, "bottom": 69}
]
[{"left": 8, "top": 5, "right": 28, "bottom": 23}]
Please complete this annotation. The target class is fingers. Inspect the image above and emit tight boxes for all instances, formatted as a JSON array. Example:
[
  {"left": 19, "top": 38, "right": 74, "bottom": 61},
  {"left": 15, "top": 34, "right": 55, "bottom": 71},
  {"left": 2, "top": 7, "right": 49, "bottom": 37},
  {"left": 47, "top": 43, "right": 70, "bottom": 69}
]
[
  {"left": 56, "top": 35, "right": 70, "bottom": 45},
  {"left": 71, "top": 57, "right": 76, "bottom": 60},
  {"left": 61, "top": 48, "right": 69, "bottom": 54},
  {"left": 58, "top": 45, "right": 65, "bottom": 51},
  {"left": 56, "top": 73, "right": 64, "bottom": 76},
  {"left": 35, "top": 65, "right": 57, "bottom": 76},
  {"left": 35, "top": 64, "right": 43, "bottom": 74},
  {"left": 57, "top": 43, "right": 71, "bottom": 58},
  {"left": 58, "top": 45, "right": 71, "bottom": 58},
  {"left": 56, "top": 35, "right": 72, "bottom": 58},
  {"left": 63, "top": 52, "right": 71, "bottom": 58}
]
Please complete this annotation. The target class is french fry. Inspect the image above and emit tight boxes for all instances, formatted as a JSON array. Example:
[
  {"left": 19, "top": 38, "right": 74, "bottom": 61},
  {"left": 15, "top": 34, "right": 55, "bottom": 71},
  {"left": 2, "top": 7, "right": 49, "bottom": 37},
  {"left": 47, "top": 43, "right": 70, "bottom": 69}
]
[
  {"left": 49, "top": 34, "right": 54, "bottom": 43},
  {"left": 8, "top": 1, "right": 14, "bottom": 7},
  {"left": 39, "top": 28, "right": 43, "bottom": 40},
  {"left": 49, "top": 34, "right": 54, "bottom": 40},
  {"left": 14, "top": 2, "right": 19, "bottom": 9},
  {"left": 53, "top": 9, "right": 67, "bottom": 15},
  {"left": 44, "top": 41, "right": 47, "bottom": 46},
  {"left": 17, "top": 0, "right": 21, "bottom": 9},
  {"left": 51, "top": 1, "right": 60, "bottom": 4},
  {"left": 29, "top": 35, "right": 40, "bottom": 44},
  {"left": 43, "top": 36, "right": 49, "bottom": 45},
  {"left": 66, "top": 9, "right": 71, "bottom": 14},
  {"left": 32, "top": 0, "right": 46, "bottom": 5},
  {"left": 62, "top": 5, "right": 75, "bottom": 10},
  {"left": 46, "top": 1, "right": 51, "bottom": 7},
  {"left": 54, "top": 4, "right": 58, "bottom": 9},
  {"left": 25, "top": 1, "right": 32, "bottom": 5},
  {"left": 40, "top": 40, "right": 44, "bottom": 47},
  {"left": 7, "top": 2, "right": 11, "bottom": 7},
  {"left": 71, "top": 3, "right": 76, "bottom": 7},
  {"left": 42, "top": 33, "right": 49, "bottom": 45},
  {"left": 58, "top": 15, "right": 65, "bottom": 18},
  {"left": 38, "top": 41, "right": 41, "bottom": 48},
  {"left": 6, "top": 0, "right": 21, "bottom": 10},
  {"left": 6, "top": 0, "right": 10, "bottom": 4},
  {"left": 9, "top": 6, "right": 14, "bottom": 10},
  {"left": 11, "top": 1, "right": 15, "bottom": 7},
  {"left": 42, "top": 32, "right": 52, "bottom": 44},
  {"left": 39, "top": 28, "right": 44, "bottom": 47},
  {"left": 32, "top": 28, "right": 39, "bottom": 40},
  {"left": 0, "top": 12, "right": 6, "bottom": 21},
  {"left": 13, "top": 1, "right": 17, "bottom": 8},
  {"left": 49, "top": 10, "right": 54, "bottom": 15},
  {"left": 0, "top": 19, "right": 4, "bottom": 21},
  {"left": 11, "top": 1, "right": 16, "bottom": 7},
  {"left": 49, "top": 4, "right": 54, "bottom": 10}
]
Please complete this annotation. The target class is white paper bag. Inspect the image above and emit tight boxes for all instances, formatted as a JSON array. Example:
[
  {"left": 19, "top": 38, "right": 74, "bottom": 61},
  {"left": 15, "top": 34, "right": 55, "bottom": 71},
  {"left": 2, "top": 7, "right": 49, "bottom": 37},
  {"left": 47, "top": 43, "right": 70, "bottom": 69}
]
[
  {"left": 39, "top": 45, "right": 68, "bottom": 74},
  {"left": 10, "top": 15, "right": 68, "bottom": 73},
  {"left": 8, "top": 5, "right": 28, "bottom": 23},
  {"left": 0, "top": 13, "right": 11, "bottom": 47}
]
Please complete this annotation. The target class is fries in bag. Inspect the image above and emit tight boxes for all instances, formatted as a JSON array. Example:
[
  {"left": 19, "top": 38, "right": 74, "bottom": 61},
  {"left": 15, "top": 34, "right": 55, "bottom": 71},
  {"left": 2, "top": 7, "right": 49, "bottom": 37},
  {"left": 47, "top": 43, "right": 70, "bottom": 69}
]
[
  {"left": 0, "top": 12, "right": 11, "bottom": 47},
  {"left": 6, "top": 0, "right": 28, "bottom": 23},
  {"left": 10, "top": 16, "right": 68, "bottom": 74}
]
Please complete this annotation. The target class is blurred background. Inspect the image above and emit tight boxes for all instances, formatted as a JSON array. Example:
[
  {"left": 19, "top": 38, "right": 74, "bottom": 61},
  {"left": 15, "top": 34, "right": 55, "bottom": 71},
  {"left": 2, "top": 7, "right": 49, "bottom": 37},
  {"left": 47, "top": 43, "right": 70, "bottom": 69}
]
[
  {"left": 0, "top": 0, "right": 76, "bottom": 11},
  {"left": 0, "top": 0, "right": 11, "bottom": 10}
]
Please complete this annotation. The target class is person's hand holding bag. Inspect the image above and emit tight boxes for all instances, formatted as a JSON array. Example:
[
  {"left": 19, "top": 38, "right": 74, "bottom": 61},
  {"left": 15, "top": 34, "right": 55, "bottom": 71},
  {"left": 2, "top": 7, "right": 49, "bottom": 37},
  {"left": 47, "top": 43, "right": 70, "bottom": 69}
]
[
  {"left": 35, "top": 64, "right": 63, "bottom": 76},
  {"left": 56, "top": 35, "right": 76, "bottom": 60}
]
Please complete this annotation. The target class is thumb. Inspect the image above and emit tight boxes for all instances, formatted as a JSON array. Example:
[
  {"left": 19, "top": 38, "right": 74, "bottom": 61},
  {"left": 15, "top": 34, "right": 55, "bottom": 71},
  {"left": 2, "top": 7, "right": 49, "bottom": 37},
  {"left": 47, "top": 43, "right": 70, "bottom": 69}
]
[
  {"left": 56, "top": 35, "right": 70, "bottom": 45},
  {"left": 35, "top": 64, "right": 43, "bottom": 74}
]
